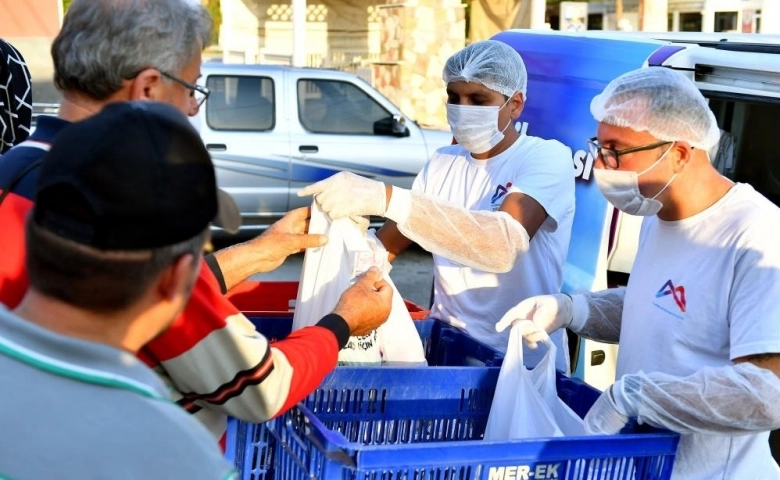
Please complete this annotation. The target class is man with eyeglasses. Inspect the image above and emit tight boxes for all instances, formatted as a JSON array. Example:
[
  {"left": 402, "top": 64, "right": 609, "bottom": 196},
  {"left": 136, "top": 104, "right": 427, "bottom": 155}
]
[
  {"left": 0, "top": 0, "right": 393, "bottom": 451},
  {"left": 160, "top": 70, "right": 211, "bottom": 111},
  {"left": 497, "top": 67, "right": 780, "bottom": 478}
]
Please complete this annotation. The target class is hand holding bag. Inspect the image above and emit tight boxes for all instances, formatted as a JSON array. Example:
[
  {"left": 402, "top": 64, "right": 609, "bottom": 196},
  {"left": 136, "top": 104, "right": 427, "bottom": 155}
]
[{"left": 293, "top": 203, "right": 425, "bottom": 364}]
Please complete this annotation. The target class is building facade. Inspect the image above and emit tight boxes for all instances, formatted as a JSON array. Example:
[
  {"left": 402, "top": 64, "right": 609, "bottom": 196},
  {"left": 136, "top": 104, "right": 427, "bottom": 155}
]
[
  {"left": 579, "top": 0, "right": 780, "bottom": 34},
  {"left": 0, "top": 0, "right": 62, "bottom": 103},
  {"left": 667, "top": 0, "right": 779, "bottom": 34}
]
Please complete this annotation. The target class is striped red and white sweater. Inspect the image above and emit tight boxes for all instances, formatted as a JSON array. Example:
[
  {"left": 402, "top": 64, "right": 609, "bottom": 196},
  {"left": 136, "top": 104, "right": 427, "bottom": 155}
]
[{"left": 0, "top": 116, "right": 347, "bottom": 447}]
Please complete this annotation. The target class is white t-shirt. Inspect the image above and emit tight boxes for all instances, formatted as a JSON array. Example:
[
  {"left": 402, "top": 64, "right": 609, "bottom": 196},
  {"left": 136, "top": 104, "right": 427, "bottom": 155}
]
[
  {"left": 413, "top": 135, "right": 575, "bottom": 370},
  {"left": 619, "top": 183, "right": 780, "bottom": 479}
]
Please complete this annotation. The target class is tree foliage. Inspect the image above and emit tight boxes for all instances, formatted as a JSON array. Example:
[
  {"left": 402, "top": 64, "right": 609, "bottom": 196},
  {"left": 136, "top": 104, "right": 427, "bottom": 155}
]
[
  {"left": 206, "top": 0, "right": 221, "bottom": 46},
  {"left": 63, "top": 0, "right": 221, "bottom": 46}
]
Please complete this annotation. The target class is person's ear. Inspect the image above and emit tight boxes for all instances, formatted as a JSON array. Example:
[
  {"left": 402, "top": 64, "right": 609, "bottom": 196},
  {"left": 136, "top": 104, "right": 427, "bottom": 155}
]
[
  {"left": 510, "top": 92, "right": 524, "bottom": 119},
  {"left": 157, "top": 253, "right": 196, "bottom": 301},
  {"left": 671, "top": 141, "right": 693, "bottom": 173},
  {"left": 128, "top": 68, "right": 164, "bottom": 102}
]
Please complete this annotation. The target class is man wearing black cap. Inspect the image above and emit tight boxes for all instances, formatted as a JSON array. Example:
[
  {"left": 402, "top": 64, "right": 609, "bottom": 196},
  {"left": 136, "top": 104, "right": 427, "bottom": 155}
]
[
  {"left": 0, "top": 0, "right": 393, "bottom": 447},
  {"left": 0, "top": 102, "right": 392, "bottom": 478},
  {"left": 0, "top": 102, "right": 237, "bottom": 478}
]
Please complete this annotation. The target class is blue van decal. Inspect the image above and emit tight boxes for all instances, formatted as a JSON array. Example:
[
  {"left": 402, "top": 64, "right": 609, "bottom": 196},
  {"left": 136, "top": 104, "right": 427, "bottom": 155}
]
[
  {"left": 210, "top": 153, "right": 414, "bottom": 183},
  {"left": 493, "top": 31, "right": 661, "bottom": 295}
]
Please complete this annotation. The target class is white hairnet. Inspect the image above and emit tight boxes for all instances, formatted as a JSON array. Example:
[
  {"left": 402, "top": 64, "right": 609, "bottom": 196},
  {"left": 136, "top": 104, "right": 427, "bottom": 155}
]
[
  {"left": 590, "top": 67, "right": 720, "bottom": 150},
  {"left": 443, "top": 40, "right": 528, "bottom": 99}
]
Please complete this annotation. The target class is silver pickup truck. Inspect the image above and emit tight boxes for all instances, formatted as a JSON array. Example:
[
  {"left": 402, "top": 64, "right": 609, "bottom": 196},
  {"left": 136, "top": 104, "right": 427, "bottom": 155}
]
[{"left": 194, "top": 63, "right": 452, "bottom": 236}]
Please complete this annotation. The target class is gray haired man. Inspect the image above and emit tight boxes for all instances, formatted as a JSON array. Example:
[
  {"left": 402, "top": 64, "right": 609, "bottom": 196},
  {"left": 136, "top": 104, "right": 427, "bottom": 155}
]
[{"left": 0, "top": 0, "right": 392, "bottom": 446}]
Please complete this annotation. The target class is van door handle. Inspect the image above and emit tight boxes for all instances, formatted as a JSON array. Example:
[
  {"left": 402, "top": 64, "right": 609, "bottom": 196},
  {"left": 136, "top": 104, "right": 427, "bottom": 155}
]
[
  {"left": 206, "top": 143, "right": 227, "bottom": 152},
  {"left": 299, "top": 145, "right": 319, "bottom": 153}
]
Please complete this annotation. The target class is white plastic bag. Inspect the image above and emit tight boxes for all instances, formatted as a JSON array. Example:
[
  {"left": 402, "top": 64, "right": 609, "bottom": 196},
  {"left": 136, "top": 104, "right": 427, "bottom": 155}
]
[
  {"left": 293, "top": 203, "right": 425, "bottom": 365},
  {"left": 484, "top": 320, "right": 584, "bottom": 440}
]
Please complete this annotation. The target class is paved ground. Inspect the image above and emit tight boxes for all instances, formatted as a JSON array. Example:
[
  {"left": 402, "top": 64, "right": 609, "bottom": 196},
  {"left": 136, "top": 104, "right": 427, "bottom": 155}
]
[{"left": 248, "top": 245, "right": 434, "bottom": 308}]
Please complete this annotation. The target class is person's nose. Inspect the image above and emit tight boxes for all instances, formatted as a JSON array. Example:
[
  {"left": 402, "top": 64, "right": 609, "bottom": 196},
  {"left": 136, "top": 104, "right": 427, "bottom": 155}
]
[{"left": 187, "top": 97, "right": 200, "bottom": 117}]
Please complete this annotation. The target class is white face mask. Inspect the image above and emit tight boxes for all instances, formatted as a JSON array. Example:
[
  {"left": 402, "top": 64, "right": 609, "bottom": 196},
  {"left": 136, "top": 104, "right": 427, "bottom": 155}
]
[
  {"left": 446, "top": 97, "right": 513, "bottom": 154},
  {"left": 593, "top": 143, "right": 676, "bottom": 217}
]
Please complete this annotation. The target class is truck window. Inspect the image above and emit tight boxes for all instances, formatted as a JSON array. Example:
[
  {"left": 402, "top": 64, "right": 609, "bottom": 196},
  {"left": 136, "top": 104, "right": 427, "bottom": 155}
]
[
  {"left": 297, "top": 79, "right": 391, "bottom": 135},
  {"left": 205, "top": 75, "right": 275, "bottom": 131},
  {"left": 707, "top": 93, "right": 780, "bottom": 207}
]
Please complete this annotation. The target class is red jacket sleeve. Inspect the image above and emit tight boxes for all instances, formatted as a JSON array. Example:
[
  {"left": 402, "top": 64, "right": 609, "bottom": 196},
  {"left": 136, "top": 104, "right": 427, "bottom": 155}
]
[
  {"left": 0, "top": 192, "right": 32, "bottom": 309},
  {"left": 141, "top": 260, "right": 340, "bottom": 426}
]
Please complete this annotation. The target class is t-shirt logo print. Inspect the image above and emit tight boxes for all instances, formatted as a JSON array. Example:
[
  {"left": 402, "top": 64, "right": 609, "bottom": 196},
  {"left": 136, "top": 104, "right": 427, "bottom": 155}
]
[
  {"left": 491, "top": 182, "right": 513, "bottom": 204},
  {"left": 655, "top": 279, "right": 687, "bottom": 313}
]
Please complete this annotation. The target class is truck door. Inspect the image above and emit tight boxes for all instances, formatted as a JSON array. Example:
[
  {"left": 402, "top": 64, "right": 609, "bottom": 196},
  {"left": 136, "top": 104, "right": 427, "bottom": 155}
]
[{"left": 200, "top": 70, "right": 292, "bottom": 231}]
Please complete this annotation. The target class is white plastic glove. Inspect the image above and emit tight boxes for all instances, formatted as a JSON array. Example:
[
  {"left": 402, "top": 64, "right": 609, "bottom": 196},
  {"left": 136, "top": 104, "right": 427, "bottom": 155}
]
[
  {"left": 350, "top": 215, "right": 370, "bottom": 234},
  {"left": 496, "top": 294, "right": 574, "bottom": 348},
  {"left": 298, "top": 172, "right": 387, "bottom": 219},
  {"left": 583, "top": 385, "right": 631, "bottom": 435}
]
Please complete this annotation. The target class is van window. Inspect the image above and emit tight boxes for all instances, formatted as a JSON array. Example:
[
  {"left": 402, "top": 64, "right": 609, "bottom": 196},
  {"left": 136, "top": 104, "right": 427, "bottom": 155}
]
[
  {"left": 206, "top": 75, "right": 275, "bottom": 131},
  {"left": 298, "top": 79, "right": 391, "bottom": 135},
  {"left": 707, "top": 93, "right": 780, "bottom": 206}
]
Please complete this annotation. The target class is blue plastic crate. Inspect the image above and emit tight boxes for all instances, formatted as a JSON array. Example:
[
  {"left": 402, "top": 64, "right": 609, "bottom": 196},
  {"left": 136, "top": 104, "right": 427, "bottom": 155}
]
[
  {"left": 245, "top": 368, "right": 679, "bottom": 480},
  {"left": 245, "top": 316, "right": 505, "bottom": 368},
  {"left": 230, "top": 318, "right": 506, "bottom": 479}
]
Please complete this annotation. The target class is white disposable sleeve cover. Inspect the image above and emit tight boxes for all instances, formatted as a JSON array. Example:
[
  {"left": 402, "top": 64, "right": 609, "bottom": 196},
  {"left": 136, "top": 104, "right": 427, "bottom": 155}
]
[
  {"left": 614, "top": 362, "right": 780, "bottom": 435},
  {"left": 384, "top": 187, "right": 530, "bottom": 273},
  {"left": 569, "top": 288, "right": 625, "bottom": 344}
]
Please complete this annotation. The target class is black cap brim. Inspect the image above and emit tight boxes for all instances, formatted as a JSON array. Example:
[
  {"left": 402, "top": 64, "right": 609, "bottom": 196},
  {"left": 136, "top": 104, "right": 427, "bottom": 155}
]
[{"left": 214, "top": 188, "right": 241, "bottom": 234}]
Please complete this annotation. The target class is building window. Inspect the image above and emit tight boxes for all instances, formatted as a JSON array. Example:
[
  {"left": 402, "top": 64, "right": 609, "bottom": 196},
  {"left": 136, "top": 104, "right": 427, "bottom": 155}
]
[
  {"left": 668, "top": 13, "right": 673, "bottom": 31},
  {"left": 714, "top": 11, "right": 738, "bottom": 32},
  {"left": 679, "top": 12, "right": 702, "bottom": 32},
  {"left": 206, "top": 76, "right": 275, "bottom": 131},
  {"left": 588, "top": 13, "right": 603, "bottom": 30}
]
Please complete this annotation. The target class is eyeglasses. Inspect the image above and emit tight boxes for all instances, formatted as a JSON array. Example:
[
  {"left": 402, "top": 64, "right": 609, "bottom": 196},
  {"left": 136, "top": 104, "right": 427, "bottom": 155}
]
[
  {"left": 587, "top": 137, "right": 672, "bottom": 169},
  {"left": 160, "top": 71, "right": 210, "bottom": 108}
]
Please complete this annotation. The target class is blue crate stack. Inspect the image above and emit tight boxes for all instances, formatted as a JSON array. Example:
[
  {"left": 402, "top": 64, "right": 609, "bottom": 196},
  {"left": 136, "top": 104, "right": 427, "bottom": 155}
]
[{"left": 228, "top": 317, "right": 679, "bottom": 480}]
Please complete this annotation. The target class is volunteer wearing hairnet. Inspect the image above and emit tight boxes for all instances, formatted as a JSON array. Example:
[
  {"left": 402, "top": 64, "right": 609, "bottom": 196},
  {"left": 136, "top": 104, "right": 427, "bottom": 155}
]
[
  {"left": 299, "top": 40, "right": 575, "bottom": 371},
  {"left": 498, "top": 67, "right": 780, "bottom": 478}
]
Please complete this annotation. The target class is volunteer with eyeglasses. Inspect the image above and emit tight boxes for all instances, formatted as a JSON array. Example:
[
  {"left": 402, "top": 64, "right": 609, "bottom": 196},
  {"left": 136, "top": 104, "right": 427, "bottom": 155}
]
[
  {"left": 299, "top": 40, "right": 576, "bottom": 370},
  {"left": 497, "top": 67, "right": 780, "bottom": 478}
]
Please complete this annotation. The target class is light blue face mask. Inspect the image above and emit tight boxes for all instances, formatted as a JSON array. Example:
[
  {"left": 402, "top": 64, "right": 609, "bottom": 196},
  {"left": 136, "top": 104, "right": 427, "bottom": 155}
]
[
  {"left": 593, "top": 143, "right": 677, "bottom": 216},
  {"left": 446, "top": 96, "right": 513, "bottom": 154}
]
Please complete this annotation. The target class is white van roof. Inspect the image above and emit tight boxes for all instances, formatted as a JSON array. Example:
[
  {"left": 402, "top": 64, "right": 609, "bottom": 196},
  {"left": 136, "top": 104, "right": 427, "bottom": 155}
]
[
  {"left": 602, "top": 31, "right": 780, "bottom": 46},
  {"left": 521, "top": 29, "right": 780, "bottom": 98},
  {"left": 550, "top": 29, "right": 780, "bottom": 47}
]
